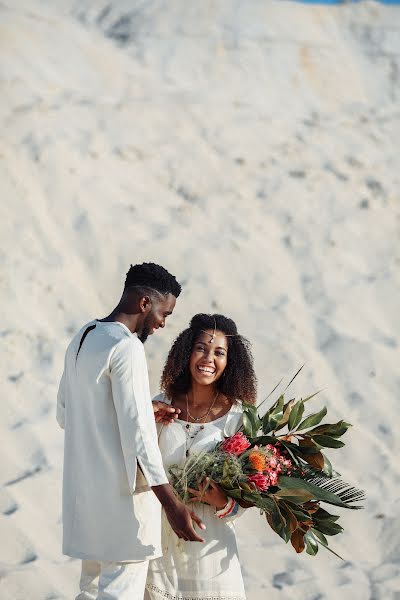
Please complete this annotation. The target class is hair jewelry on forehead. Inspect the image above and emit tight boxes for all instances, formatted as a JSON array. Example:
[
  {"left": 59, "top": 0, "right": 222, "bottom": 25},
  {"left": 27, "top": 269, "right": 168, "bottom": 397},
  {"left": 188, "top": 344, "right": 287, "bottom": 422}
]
[{"left": 200, "top": 317, "right": 236, "bottom": 343}]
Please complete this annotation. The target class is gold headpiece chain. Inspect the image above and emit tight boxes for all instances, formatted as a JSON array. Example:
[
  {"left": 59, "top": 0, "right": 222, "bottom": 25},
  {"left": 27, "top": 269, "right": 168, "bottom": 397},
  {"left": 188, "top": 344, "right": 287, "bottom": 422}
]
[{"left": 200, "top": 317, "right": 236, "bottom": 343}]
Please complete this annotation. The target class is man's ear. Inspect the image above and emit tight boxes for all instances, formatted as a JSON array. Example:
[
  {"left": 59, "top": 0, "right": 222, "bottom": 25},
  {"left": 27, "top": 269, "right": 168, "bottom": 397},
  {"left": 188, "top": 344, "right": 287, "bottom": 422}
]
[{"left": 139, "top": 295, "right": 152, "bottom": 313}]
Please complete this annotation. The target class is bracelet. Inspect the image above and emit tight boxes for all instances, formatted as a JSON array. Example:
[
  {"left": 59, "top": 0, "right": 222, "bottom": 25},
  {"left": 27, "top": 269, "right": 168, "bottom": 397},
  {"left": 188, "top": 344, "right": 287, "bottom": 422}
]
[{"left": 215, "top": 497, "right": 238, "bottom": 519}]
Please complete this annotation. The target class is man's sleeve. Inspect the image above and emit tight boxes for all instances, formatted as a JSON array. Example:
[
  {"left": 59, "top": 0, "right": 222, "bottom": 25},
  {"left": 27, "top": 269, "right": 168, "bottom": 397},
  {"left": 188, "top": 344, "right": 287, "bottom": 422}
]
[
  {"left": 56, "top": 356, "right": 67, "bottom": 429},
  {"left": 109, "top": 337, "right": 169, "bottom": 491}
]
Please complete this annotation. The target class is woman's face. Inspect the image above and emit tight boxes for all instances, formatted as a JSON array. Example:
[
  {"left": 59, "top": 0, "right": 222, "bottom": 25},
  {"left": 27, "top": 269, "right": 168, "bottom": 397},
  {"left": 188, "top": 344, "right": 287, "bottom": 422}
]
[{"left": 189, "top": 329, "right": 228, "bottom": 387}]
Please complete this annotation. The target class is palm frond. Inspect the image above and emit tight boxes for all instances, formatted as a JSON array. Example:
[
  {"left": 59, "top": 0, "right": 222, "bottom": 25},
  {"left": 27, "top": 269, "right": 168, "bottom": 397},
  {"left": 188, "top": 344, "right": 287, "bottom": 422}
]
[{"left": 303, "top": 472, "right": 365, "bottom": 509}]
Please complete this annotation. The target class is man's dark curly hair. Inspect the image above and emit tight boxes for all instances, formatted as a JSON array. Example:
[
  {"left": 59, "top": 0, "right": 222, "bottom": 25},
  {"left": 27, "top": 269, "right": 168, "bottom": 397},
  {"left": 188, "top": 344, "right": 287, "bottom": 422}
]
[
  {"left": 161, "top": 313, "right": 257, "bottom": 404},
  {"left": 124, "top": 262, "right": 181, "bottom": 297}
]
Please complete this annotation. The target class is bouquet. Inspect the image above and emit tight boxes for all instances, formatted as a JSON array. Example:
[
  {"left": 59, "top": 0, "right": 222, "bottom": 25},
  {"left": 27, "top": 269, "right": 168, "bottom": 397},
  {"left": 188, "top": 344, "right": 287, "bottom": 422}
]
[{"left": 169, "top": 370, "right": 365, "bottom": 558}]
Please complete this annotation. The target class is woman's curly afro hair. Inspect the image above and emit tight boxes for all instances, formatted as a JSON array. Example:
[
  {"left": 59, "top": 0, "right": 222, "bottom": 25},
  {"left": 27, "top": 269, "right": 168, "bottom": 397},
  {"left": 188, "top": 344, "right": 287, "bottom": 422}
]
[{"left": 161, "top": 313, "right": 257, "bottom": 405}]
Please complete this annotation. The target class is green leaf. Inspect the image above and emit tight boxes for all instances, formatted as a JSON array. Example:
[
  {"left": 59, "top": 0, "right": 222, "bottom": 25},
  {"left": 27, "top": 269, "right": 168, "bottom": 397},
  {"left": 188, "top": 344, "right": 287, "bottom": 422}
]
[
  {"left": 298, "top": 438, "right": 322, "bottom": 455},
  {"left": 274, "top": 488, "right": 315, "bottom": 503},
  {"left": 304, "top": 531, "right": 319, "bottom": 555},
  {"left": 322, "top": 453, "right": 333, "bottom": 477},
  {"left": 242, "top": 411, "right": 254, "bottom": 437},
  {"left": 288, "top": 400, "right": 305, "bottom": 431},
  {"left": 271, "top": 395, "right": 285, "bottom": 418},
  {"left": 279, "top": 501, "right": 299, "bottom": 534},
  {"left": 310, "top": 529, "right": 344, "bottom": 560},
  {"left": 313, "top": 507, "right": 340, "bottom": 522},
  {"left": 270, "top": 505, "right": 287, "bottom": 541},
  {"left": 312, "top": 435, "right": 345, "bottom": 449},
  {"left": 285, "top": 501, "right": 316, "bottom": 523},
  {"left": 261, "top": 396, "right": 285, "bottom": 434},
  {"left": 309, "top": 420, "right": 352, "bottom": 438},
  {"left": 242, "top": 403, "right": 261, "bottom": 437},
  {"left": 262, "top": 412, "right": 278, "bottom": 435},
  {"left": 274, "top": 399, "right": 295, "bottom": 432},
  {"left": 311, "top": 529, "right": 328, "bottom": 546},
  {"left": 296, "top": 407, "right": 327, "bottom": 431},
  {"left": 313, "top": 520, "right": 343, "bottom": 536},
  {"left": 289, "top": 508, "right": 314, "bottom": 523},
  {"left": 279, "top": 501, "right": 297, "bottom": 543}
]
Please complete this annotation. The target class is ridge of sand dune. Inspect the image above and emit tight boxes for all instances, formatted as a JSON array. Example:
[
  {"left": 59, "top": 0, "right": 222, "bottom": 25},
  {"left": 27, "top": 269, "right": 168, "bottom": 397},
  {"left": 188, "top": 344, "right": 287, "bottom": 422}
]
[{"left": 1, "top": 1, "right": 399, "bottom": 598}]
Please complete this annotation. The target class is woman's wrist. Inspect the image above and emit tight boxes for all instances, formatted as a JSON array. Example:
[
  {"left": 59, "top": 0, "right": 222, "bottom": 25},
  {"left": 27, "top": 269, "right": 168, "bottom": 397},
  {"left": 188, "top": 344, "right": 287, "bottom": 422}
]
[
  {"left": 215, "top": 497, "right": 229, "bottom": 510},
  {"left": 215, "top": 497, "right": 238, "bottom": 518}
]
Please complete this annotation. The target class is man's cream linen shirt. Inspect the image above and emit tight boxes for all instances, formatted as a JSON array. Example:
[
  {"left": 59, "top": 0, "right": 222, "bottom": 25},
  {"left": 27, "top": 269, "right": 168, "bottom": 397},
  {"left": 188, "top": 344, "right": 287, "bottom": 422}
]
[{"left": 57, "top": 320, "right": 168, "bottom": 561}]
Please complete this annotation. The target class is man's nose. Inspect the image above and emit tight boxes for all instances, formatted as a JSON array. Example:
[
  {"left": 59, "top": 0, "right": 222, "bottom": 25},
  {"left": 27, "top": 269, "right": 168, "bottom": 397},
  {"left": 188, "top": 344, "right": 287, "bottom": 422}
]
[{"left": 159, "top": 320, "right": 165, "bottom": 328}]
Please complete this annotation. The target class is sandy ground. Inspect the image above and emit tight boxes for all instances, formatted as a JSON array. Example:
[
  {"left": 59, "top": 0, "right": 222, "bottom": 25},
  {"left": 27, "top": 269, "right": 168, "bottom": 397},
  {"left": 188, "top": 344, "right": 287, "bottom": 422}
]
[{"left": 1, "top": 1, "right": 399, "bottom": 598}]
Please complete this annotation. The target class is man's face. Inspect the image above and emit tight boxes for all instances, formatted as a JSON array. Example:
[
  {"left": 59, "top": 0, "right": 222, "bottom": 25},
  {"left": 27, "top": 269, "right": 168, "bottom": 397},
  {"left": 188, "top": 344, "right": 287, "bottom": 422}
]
[{"left": 138, "top": 293, "right": 177, "bottom": 343}]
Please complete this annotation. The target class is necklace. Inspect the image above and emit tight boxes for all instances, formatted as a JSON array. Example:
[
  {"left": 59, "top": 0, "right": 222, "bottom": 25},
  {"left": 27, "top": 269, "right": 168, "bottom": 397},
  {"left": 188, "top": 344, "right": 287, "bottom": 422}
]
[
  {"left": 185, "top": 390, "right": 219, "bottom": 422},
  {"left": 184, "top": 422, "right": 204, "bottom": 457},
  {"left": 184, "top": 391, "right": 219, "bottom": 457}
]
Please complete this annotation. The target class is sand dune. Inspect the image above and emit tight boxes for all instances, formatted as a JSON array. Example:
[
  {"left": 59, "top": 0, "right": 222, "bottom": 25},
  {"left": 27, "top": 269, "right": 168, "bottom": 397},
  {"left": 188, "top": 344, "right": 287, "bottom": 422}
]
[{"left": 1, "top": 1, "right": 399, "bottom": 598}]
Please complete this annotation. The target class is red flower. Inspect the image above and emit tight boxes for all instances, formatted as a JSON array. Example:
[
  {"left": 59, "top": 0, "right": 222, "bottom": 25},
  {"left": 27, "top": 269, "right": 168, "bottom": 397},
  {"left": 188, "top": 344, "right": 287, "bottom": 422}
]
[
  {"left": 248, "top": 473, "right": 271, "bottom": 491},
  {"left": 221, "top": 432, "right": 251, "bottom": 456}
]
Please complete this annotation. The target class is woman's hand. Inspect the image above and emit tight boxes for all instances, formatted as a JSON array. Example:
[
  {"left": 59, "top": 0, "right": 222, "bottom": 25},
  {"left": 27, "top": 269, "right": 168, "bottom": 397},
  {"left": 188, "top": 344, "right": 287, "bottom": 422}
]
[
  {"left": 152, "top": 401, "right": 181, "bottom": 424},
  {"left": 188, "top": 478, "right": 228, "bottom": 510}
]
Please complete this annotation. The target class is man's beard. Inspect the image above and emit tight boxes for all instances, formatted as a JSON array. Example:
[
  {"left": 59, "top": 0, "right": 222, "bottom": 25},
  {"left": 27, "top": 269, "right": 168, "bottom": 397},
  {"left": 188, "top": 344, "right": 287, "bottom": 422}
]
[{"left": 138, "top": 314, "right": 152, "bottom": 343}]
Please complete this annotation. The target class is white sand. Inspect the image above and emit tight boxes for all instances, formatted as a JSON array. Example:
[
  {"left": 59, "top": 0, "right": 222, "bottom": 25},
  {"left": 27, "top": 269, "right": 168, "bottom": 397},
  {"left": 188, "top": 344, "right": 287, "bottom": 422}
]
[{"left": 1, "top": 1, "right": 399, "bottom": 598}]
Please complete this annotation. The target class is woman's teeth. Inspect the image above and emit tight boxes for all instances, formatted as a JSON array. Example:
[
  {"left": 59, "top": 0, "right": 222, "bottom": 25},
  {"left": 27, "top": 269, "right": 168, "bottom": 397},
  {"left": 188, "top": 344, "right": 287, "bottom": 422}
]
[{"left": 197, "top": 366, "right": 215, "bottom": 375}]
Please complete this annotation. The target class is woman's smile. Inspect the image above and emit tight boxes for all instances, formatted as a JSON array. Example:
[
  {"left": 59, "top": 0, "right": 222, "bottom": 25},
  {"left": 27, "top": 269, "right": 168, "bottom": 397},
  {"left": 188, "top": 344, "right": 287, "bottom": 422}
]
[{"left": 196, "top": 364, "right": 216, "bottom": 376}]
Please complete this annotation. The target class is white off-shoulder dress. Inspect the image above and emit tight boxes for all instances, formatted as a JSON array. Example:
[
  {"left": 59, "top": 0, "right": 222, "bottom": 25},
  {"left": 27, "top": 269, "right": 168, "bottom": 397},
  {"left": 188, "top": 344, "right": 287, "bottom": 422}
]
[{"left": 145, "top": 394, "right": 246, "bottom": 600}]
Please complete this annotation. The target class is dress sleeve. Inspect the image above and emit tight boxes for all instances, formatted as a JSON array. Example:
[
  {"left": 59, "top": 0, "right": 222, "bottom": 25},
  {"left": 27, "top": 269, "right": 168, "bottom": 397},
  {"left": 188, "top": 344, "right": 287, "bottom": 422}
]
[{"left": 109, "top": 337, "right": 169, "bottom": 490}]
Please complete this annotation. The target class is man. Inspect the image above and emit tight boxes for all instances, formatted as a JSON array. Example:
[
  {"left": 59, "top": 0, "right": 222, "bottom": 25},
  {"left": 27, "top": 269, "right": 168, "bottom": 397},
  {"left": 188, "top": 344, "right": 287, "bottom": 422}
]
[{"left": 57, "top": 263, "right": 205, "bottom": 600}]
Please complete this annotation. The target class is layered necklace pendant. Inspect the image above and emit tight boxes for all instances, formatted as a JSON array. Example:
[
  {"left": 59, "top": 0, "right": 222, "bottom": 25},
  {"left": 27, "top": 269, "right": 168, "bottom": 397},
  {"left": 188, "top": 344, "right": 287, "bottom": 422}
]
[
  {"left": 185, "top": 423, "right": 202, "bottom": 457},
  {"left": 184, "top": 423, "right": 205, "bottom": 456}
]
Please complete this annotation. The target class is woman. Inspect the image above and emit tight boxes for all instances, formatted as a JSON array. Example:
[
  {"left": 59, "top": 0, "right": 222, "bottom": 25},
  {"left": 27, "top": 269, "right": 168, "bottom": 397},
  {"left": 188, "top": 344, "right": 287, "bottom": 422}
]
[{"left": 146, "top": 313, "right": 257, "bottom": 600}]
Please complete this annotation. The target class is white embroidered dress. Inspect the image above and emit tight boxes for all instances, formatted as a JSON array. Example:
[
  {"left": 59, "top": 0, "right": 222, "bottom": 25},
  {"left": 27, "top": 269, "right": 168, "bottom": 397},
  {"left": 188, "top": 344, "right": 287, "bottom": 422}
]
[{"left": 146, "top": 394, "right": 246, "bottom": 600}]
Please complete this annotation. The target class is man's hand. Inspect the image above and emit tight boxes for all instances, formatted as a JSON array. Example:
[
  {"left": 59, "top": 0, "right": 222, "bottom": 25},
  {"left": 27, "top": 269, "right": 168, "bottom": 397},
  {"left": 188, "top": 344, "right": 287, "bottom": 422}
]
[
  {"left": 152, "top": 401, "right": 181, "bottom": 425},
  {"left": 152, "top": 484, "right": 205, "bottom": 542},
  {"left": 163, "top": 501, "right": 206, "bottom": 542}
]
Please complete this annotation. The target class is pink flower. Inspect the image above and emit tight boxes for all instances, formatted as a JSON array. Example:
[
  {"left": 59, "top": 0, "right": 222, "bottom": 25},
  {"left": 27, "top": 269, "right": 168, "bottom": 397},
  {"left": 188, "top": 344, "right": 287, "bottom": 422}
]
[
  {"left": 269, "top": 471, "right": 279, "bottom": 486},
  {"left": 267, "top": 457, "right": 278, "bottom": 469},
  {"left": 248, "top": 473, "right": 271, "bottom": 491},
  {"left": 221, "top": 432, "right": 251, "bottom": 456}
]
